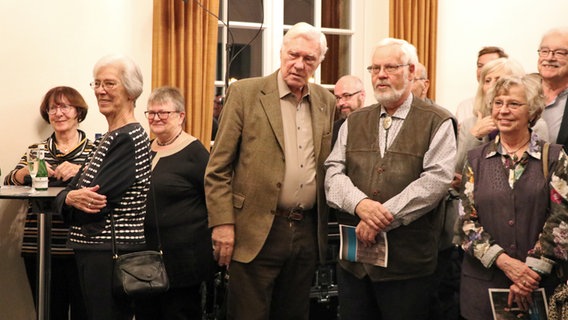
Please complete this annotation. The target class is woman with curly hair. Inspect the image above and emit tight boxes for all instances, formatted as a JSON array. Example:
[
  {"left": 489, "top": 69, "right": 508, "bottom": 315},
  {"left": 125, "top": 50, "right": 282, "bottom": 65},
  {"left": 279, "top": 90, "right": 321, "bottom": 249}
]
[{"left": 456, "top": 75, "right": 568, "bottom": 319}]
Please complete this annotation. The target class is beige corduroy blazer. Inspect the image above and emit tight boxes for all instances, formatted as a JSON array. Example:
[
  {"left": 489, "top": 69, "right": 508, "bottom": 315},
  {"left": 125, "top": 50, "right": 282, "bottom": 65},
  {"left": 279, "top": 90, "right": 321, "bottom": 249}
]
[{"left": 205, "top": 71, "right": 336, "bottom": 264}]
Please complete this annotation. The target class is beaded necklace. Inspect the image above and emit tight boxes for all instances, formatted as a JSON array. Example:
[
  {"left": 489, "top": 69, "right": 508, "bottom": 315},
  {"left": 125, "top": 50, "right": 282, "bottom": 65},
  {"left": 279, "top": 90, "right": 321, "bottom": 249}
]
[{"left": 156, "top": 129, "right": 183, "bottom": 146}]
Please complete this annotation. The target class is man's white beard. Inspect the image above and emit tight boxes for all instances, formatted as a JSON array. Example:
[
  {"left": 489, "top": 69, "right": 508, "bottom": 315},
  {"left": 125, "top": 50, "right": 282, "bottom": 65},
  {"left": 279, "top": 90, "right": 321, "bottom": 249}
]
[{"left": 374, "top": 84, "right": 406, "bottom": 106}]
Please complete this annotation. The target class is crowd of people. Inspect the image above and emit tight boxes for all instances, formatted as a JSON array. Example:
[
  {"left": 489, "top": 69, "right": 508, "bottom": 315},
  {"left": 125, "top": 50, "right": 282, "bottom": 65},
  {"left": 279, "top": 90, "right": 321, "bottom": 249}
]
[{"left": 5, "top": 22, "right": 568, "bottom": 320}]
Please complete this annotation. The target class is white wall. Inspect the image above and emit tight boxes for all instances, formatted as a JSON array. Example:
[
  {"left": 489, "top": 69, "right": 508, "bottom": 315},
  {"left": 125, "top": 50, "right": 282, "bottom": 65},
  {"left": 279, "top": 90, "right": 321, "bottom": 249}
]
[
  {"left": 436, "top": 0, "right": 568, "bottom": 114},
  {"left": 0, "top": 0, "right": 153, "bottom": 176},
  {"left": 360, "top": 0, "right": 390, "bottom": 106},
  {"left": 0, "top": 1, "right": 153, "bottom": 318}
]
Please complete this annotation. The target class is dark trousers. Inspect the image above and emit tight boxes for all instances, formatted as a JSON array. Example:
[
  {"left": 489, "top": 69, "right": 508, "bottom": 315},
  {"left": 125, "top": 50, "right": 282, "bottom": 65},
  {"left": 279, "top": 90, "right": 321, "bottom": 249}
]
[
  {"left": 74, "top": 250, "right": 134, "bottom": 320},
  {"left": 24, "top": 254, "right": 87, "bottom": 320},
  {"left": 134, "top": 284, "right": 203, "bottom": 320},
  {"left": 227, "top": 215, "right": 317, "bottom": 320},
  {"left": 428, "top": 246, "right": 462, "bottom": 320},
  {"left": 337, "top": 265, "right": 435, "bottom": 320}
]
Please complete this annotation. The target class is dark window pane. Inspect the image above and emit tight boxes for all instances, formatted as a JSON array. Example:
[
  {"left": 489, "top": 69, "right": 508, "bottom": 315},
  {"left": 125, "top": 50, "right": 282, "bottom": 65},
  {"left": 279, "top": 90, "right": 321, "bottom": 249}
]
[
  {"left": 229, "top": 0, "right": 263, "bottom": 23},
  {"left": 322, "top": 0, "right": 351, "bottom": 29},
  {"left": 321, "top": 34, "right": 350, "bottom": 85},
  {"left": 217, "top": 28, "right": 263, "bottom": 82},
  {"left": 216, "top": 27, "right": 224, "bottom": 82},
  {"left": 284, "top": 0, "right": 314, "bottom": 25}
]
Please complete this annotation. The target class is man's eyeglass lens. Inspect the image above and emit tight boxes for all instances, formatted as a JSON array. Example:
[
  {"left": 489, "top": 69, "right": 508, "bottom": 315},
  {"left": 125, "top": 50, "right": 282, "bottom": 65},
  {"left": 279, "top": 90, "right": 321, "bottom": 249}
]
[
  {"left": 335, "top": 90, "right": 361, "bottom": 101},
  {"left": 366, "top": 64, "right": 408, "bottom": 74},
  {"left": 538, "top": 48, "right": 568, "bottom": 58}
]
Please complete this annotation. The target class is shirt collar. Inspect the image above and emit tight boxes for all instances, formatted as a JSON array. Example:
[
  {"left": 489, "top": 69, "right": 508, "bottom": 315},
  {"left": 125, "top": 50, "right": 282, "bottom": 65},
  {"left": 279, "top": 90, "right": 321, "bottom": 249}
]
[
  {"left": 559, "top": 87, "right": 568, "bottom": 99},
  {"left": 485, "top": 130, "right": 543, "bottom": 160},
  {"left": 379, "top": 94, "right": 413, "bottom": 119},
  {"left": 277, "top": 70, "right": 310, "bottom": 100},
  {"left": 546, "top": 87, "right": 568, "bottom": 107}
]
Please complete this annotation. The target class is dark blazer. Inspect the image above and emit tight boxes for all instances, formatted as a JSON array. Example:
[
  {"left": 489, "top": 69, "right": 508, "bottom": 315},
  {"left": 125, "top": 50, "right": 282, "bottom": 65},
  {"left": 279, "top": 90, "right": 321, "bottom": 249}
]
[
  {"left": 205, "top": 71, "right": 336, "bottom": 264},
  {"left": 332, "top": 118, "right": 345, "bottom": 146},
  {"left": 556, "top": 98, "right": 568, "bottom": 150}
]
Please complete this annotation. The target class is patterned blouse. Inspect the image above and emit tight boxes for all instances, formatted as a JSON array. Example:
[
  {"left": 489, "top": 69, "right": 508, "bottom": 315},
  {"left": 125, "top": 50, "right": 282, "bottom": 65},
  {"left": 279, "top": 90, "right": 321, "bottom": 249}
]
[
  {"left": 3, "top": 130, "right": 94, "bottom": 255},
  {"left": 458, "top": 134, "right": 568, "bottom": 268}
]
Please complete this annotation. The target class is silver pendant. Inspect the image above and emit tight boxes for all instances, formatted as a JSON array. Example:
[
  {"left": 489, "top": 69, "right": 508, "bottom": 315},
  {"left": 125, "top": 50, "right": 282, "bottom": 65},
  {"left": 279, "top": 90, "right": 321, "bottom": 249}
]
[{"left": 383, "top": 116, "right": 392, "bottom": 130}]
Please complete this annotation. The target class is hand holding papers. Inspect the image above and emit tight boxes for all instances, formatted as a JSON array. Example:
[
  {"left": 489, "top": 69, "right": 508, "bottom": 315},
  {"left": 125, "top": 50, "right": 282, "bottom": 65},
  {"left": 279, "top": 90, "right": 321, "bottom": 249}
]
[{"left": 339, "top": 224, "right": 388, "bottom": 267}]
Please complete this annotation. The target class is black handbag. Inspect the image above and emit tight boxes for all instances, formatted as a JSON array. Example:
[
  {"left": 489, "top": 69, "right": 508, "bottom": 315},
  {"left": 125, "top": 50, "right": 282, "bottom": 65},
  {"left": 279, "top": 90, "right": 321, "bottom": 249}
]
[{"left": 111, "top": 189, "right": 170, "bottom": 298}]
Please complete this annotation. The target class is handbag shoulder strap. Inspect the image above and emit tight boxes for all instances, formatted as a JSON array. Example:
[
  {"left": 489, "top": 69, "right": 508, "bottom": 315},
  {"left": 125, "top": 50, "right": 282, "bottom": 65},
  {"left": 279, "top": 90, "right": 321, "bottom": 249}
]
[
  {"left": 151, "top": 185, "right": 163, "bottom": 253},
  {"left": 543, "top": 142, "right": 550, "bottom": 179},
  {"left": 110, "top": 211, "right": 119, "bottom": 259}
]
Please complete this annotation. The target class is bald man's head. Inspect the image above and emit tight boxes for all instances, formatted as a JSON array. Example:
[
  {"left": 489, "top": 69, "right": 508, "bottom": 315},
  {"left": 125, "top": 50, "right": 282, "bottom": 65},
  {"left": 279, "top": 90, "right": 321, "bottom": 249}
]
[
  {"left": 334, "top": 75, "right": 366, "bottom": 119},
  {"left": 411, "top": 62, "right": 430, "bottom": 100}
]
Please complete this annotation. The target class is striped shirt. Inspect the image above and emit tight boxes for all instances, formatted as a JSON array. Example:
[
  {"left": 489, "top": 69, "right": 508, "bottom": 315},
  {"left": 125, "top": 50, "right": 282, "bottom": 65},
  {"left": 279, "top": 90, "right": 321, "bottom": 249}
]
[
  {"left": 60, "top": 123, "right": 151, "bottom": 251},
  {"left": 3, "top": 130, "right": 94, "bottom": 255}
]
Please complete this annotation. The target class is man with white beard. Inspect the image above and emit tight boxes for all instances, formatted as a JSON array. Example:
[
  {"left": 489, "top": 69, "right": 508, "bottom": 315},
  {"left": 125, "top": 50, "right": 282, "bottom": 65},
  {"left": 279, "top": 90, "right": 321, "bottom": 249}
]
[
  {"left": 538, "top": 27, "right": 568, "bottom": 150},
  {"left": 324, "top": 38, "right": 457, "bottom": 320}
]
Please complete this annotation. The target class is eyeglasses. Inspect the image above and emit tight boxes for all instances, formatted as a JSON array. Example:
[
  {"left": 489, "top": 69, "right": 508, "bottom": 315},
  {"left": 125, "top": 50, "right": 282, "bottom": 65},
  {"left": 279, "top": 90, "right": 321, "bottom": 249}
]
[
  {"left": 492, "top": 100, "right": 526, "bottom": 110},
  {"left": 47, "top": 104, "right": 75, "bottom": 115},
  {"left": 335, "top": 90, "right": 361, "bottom": 101},
  {"left": 414, "top": 77, "right": 427, "bottom": 81},
  {"left": 144, "top": 111, "right": 180, "bottom": 120},
  {"left": 538, "top": 48, "right": 568, "bottom": 58},
  {"left": 366, "top": 64, "right": 409, "bottom": 75},
  {"left": 90, "top": 80, "right": 119, "bottom": 90}
]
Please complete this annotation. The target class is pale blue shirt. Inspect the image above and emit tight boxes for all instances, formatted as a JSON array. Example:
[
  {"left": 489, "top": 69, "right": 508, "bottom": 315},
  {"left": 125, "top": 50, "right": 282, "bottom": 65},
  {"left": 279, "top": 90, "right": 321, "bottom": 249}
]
[
  {"left": 324, "top": 94, "right": 457, "bottom": 231},
  {"left": 542, "top": 88, "right": 568, "bottom": 143}
]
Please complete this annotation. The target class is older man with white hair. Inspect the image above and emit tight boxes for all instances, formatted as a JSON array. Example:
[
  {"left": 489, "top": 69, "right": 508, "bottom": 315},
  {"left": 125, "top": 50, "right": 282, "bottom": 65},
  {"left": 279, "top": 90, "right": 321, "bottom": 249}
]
[
  {"left": 539, "top": 27, "right": 568, "bottom": 150},
  {"left": 325, "top": 38, "right": 457, "bottom": 320},
  {"left": 205, "top": 22, "right": 336, "bottom": 319}
]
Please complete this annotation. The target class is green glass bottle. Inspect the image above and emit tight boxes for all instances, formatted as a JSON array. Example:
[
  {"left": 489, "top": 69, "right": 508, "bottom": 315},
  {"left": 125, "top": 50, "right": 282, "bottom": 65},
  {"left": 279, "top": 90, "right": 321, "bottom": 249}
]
[{"left": 34, "top": 145, "right": 48, "bottom": 191}]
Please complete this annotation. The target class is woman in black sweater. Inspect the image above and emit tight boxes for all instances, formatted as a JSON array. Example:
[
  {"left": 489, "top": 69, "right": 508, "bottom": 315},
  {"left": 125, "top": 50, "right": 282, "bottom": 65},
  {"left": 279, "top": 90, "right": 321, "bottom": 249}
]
[
  {"left": 134, "top": 86, "right": 215, "bottom": 320},
  {"left": 56, "top": 54, "right": 151, "bottom": 320}
]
